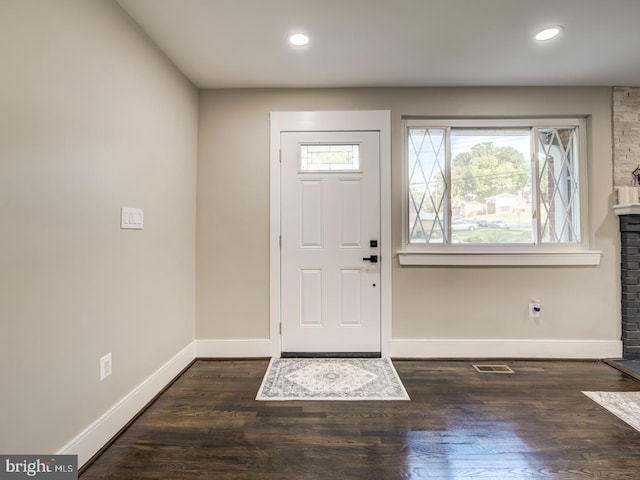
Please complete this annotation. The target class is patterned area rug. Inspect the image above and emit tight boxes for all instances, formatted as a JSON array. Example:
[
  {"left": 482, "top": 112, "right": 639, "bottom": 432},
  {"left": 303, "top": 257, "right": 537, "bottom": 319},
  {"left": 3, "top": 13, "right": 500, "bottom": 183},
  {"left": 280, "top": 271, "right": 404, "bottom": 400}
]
[
  {"left": 583, "top": 391, "right": 640, "bottom": 432},
  {"left": 256, "top": 357, "right": 410, "bottom": 401}
]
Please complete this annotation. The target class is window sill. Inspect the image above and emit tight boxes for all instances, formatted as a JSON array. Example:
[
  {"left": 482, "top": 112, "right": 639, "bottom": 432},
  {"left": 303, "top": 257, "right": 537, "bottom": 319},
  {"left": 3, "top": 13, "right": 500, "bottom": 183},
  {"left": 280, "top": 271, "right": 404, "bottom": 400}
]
[{"left": 397, "top": 250, "right": 602, "bottom": 267}]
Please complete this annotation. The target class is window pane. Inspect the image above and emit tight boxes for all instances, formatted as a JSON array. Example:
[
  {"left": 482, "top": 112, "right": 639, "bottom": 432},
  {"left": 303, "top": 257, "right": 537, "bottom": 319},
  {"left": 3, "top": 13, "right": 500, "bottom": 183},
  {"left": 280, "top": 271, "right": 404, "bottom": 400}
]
[
  {"left": 537, "top": 128, "right": 580, "bottom": 243},
  {"left": 300, "top": 144, "right": 360, "bottom": 171},
  {"left": 450, "top": 129, "right": 533, "bottom": 244},
  {"left": 407, "top": 128, "right": 446, "bottom": 243}
]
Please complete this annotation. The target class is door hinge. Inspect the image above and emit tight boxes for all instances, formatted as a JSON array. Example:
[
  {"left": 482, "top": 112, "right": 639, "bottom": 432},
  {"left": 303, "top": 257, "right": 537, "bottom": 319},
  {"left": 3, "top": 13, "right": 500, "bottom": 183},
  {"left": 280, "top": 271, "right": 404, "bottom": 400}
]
[
  {"left": 279, "top": 149, "right": 282, "bottom": 163},
  {"left": 279, "top": 235, "right": 282, "bottom": 248},
  {"left": 279, "top": 323, "right": 282, "bottom": 334}
]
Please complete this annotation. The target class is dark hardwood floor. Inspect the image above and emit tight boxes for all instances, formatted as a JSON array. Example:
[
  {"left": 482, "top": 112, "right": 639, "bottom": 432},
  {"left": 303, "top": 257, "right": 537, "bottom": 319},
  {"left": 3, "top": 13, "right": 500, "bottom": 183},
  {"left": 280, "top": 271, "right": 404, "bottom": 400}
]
[{"left": 80, "top": 359, "right": 640, "bottom": 479}]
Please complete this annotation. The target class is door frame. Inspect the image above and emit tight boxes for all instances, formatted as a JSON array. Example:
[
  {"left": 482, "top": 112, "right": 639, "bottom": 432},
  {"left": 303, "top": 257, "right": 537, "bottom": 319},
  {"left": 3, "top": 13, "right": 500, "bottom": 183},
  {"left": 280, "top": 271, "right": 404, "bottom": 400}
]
[{"left": 269, "top": 110, "right": 392, "bottom": 357}]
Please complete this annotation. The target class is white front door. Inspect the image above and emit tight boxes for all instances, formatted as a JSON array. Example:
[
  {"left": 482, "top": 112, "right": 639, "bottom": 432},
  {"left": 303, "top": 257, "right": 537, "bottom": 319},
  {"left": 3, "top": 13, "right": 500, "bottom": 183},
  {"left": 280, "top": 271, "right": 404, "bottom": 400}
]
[{"left": 280, "top": 131, "right": 381, "bottom": 353}]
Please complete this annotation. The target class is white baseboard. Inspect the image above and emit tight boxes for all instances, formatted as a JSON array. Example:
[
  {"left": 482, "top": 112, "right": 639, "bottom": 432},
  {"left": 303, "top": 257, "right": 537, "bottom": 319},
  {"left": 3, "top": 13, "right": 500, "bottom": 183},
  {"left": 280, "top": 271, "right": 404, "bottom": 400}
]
[
  {"left": 58, "top": 341, "right": 196, "bottom": 469},
  {"left": 195, "top": 339, "right": 276, "bottom": 358},
  {"left": 389, "top": 339, "right": 623, "bottom": 359}
]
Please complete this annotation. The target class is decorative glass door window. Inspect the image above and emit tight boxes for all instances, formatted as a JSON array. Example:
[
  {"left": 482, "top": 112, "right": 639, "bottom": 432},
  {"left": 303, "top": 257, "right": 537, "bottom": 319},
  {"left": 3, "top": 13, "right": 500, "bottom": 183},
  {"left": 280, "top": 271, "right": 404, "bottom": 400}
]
[{"left": 300, "top": 144, "right": 360, "bottom": 172}]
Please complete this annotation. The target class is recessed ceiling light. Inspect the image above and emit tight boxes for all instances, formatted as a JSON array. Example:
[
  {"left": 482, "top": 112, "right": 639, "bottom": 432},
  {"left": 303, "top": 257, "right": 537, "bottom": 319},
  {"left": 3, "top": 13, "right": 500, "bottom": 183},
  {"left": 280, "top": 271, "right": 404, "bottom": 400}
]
[
  {"left": 535, "top": 26, "right": 563, "bottom": 41},
  {"left": 289, "top": 33, "right": 309, "bottom": 47}
]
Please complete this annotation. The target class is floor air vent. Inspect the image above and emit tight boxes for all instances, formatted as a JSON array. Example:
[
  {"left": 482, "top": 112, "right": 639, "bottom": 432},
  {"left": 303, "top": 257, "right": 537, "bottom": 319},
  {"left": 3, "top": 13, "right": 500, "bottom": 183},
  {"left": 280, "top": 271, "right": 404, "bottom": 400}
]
[{"left": 473, "top": 364, "right": 514, "bottom": 374}]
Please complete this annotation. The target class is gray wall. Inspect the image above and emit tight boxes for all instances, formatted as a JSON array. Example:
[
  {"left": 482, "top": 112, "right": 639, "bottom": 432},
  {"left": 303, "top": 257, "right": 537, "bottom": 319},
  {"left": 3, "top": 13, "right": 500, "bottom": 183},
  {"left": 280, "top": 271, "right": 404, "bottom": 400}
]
[
  {"left": 197, "top": 88, "right": 617, "bottom": 343},
  {"left": 0, "top": 0, "right": 198, "bottom": 454}
]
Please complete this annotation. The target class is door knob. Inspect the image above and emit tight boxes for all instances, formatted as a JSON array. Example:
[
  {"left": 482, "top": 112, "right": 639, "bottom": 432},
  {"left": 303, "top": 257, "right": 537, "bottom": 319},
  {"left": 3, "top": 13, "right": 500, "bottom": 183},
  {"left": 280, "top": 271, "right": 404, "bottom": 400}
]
[{"left": 362, "top": 255, "right": 378, "bottom": 263}]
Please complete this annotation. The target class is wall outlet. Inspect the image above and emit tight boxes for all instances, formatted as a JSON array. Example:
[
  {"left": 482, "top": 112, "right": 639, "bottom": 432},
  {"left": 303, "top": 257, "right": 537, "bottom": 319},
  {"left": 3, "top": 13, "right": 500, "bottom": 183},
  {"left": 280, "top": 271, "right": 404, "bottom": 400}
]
[
  {"left": 528, "top": 301, "right": 541, "bottom": 318},
  {"left": 100, "top": 353, "right": 112, "bottom": 381}
]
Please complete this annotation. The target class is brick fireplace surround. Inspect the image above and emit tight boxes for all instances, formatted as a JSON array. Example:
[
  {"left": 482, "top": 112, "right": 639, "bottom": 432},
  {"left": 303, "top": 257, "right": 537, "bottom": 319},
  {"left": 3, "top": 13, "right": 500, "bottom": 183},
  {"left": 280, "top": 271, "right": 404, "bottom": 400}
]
[{"left": 617, "top": 210, "right": 640, "bottom": 358}]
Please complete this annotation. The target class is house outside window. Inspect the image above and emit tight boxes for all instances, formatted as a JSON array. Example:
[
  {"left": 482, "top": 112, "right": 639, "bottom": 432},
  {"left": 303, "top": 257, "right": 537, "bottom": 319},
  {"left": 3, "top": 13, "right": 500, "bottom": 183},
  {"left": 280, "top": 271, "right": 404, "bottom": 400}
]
[{"left": 404, "top": 118, "right": 587, "bottom": 251}]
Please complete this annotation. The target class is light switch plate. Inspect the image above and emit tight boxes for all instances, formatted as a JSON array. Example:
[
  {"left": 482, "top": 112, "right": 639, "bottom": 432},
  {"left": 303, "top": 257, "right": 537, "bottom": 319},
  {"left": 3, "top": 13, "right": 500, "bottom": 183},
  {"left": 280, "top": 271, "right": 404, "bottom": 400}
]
[{"left": 121, "top": 207, "right": 143, "bottom": 229}]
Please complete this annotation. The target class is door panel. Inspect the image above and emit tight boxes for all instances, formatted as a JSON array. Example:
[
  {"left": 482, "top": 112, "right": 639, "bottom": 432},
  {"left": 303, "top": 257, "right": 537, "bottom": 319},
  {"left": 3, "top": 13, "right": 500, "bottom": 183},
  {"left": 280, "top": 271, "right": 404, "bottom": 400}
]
[
  {"left": 281, "top": 131, "right": 381, "bottom": 353},
  {"left": 339, "top": 180, "right": 361, "bottom": 246},
  {"left": 339, "top": 269, "right": 362, "bottom": 326},
  {"left": 300, "top": 269, "right": 322, "bottom": 326},
  {"left": 300, "top": 181, "right": 323, "bottom": 247}
]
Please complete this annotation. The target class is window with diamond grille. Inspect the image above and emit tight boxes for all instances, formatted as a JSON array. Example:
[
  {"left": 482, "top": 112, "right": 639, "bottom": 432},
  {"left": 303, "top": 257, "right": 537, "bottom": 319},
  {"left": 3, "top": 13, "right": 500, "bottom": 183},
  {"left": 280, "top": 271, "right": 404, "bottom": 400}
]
[
  {"left": 537, "top": 128, "right": 580, "bottom": 243},
  {"left": 408, "top": 128, "right": 446, "bottom": 243},
  {"left": 405, "top": 119, "right": 584, "bottom": 246}
]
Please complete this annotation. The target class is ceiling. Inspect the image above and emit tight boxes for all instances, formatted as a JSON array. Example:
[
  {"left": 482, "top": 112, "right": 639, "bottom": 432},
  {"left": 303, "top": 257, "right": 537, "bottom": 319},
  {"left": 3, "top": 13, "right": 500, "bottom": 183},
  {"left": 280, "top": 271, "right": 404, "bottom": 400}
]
[{"left": 116, "top": 0, "right": 640, "bottom": 89}]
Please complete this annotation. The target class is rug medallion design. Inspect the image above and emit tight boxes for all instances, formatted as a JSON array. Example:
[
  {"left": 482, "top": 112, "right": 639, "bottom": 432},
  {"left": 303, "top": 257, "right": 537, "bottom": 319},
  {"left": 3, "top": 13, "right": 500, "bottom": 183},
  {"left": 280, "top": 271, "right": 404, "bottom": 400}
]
[
  {"left": 256, "top": 357, "right": 410, "bottom": 401},
  {"left": 583, "top": 391, "right": 640, "bottom": 432}
]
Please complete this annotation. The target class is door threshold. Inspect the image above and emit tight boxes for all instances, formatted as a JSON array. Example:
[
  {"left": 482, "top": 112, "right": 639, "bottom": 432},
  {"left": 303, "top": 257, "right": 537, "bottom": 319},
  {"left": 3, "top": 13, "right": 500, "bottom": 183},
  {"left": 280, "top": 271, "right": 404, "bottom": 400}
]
[{"left": 281, "top": 352, "right": 381, "bottom": 359}]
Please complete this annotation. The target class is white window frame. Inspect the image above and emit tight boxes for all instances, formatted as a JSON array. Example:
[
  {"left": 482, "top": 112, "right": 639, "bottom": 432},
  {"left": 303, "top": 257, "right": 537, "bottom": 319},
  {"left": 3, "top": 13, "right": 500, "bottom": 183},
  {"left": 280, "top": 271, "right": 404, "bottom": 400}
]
[{"left": 398, "top": 117, "right": 601, "bottom": 267}]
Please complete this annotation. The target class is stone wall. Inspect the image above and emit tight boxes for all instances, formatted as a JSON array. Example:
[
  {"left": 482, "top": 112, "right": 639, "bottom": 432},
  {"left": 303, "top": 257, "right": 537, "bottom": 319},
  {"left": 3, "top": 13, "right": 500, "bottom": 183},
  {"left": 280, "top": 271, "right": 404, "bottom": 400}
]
[
  {"left": 615, "top": 88, "right": 640, "bottom": 358},
  {"left": 614, "top": 87, "right": 640, "bottom": 187}
]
